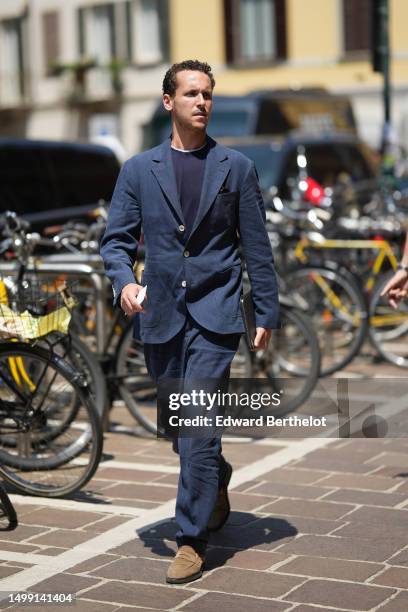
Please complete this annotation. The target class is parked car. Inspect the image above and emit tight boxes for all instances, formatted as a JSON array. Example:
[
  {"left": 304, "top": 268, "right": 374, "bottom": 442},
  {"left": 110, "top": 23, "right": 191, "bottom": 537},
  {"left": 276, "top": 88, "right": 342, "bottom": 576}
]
[
  {"left": 143, "top": 88, "right": 357, "bottom": 149},
  {"left": 0, "top": 138, "right": 121, "bottom": 231},
  {"left": 219, "top": 132, "right": 378, "bottom": 211}
]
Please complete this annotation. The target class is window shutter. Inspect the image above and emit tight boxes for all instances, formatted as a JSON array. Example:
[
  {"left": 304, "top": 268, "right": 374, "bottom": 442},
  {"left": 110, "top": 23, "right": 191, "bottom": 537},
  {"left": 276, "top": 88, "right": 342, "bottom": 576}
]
[
  {"left": 159, "top": 0, "right": 170, "bottom": 62},
  {"left": 125, "top": 1, "right": 133, "bottom": 61},
  {"left": 343, "top": 0, "right": 371, "bottom": 53},
  {"left": 224, "top": 0, "right": 237, "bottom": 64},
  {"left": 78, "top": 7, "right": 85, "bottom": 56},
  {"left": 108, "top": 4, "right": 116, "bottom": 57},
  {"left": 43, "top": 11, "right": 59, "bottom": 75},
  {"left": 275, "top": 0, "right": 286, "bottom": 59}
]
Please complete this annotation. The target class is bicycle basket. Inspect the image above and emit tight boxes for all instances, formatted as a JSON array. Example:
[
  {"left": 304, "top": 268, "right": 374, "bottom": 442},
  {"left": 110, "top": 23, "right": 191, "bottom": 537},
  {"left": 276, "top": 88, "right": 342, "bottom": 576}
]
[{"left": 0, "top": 275, "right": 77, "bottom": 340}]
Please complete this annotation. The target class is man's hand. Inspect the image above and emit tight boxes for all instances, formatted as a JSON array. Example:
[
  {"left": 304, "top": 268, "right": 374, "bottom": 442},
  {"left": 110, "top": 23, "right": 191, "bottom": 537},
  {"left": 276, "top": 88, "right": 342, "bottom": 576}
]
[
  {"left": 120, "top": 283, "right": 147, "bottom": 316},
  {"left": 380, "top": 269, "right": 408, "bottom": 309},
  {"left": 254, "top": 327, "right": 272, "bottom": 350}
]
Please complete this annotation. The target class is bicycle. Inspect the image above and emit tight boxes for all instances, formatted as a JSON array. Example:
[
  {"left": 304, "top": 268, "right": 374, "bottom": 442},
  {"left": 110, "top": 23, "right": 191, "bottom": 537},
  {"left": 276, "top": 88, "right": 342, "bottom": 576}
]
[
  {"left": 268, "top": 197, "right": 408, "bottom": 373},
  {"left": 0, "top": 212, "right": 109, "bottom": 424},
  {"left": 293, "top": 224, "right": 408, "bottom": 369},
  {"left": 0, "top": 252, "right": 103, "bottom": 496}
]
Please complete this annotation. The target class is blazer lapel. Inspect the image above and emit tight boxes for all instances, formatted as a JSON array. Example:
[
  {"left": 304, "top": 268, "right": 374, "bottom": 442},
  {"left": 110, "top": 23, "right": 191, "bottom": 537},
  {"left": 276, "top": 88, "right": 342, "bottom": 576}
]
[
  {"left": 151, "top": 138, "right": 185, "bottom": 223},
  {"left": 189, "top": 138, "right": 231, "bottom": 239}
]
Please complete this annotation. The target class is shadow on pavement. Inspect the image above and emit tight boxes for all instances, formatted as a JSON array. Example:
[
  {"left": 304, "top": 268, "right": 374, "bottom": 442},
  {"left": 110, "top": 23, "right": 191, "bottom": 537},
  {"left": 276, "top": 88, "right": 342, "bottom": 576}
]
[{"left": 137, "top": 511, "right": 298, "bottom": 569}]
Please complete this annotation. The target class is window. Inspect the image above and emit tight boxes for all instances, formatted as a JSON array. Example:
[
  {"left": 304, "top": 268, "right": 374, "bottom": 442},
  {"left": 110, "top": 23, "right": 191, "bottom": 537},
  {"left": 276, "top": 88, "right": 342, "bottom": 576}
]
[
  {"left": 78, "top": 1, "right": 168, "bottom": 65},
  {"left": 132, "top": 0, "right": 169, "bottom": 65},
  {"left": 85, "top": 4, "right": 115, "bottom": 63},
  {"left": 225, "top": 0, "right": 286, "bottom": 65},
  {"left": 43, "top": 11, "right": 60, "bottom": 76},
  {"left": 343, "top": 0, "right": 371, "bottom": 54},
  {"left": 0, "top": 18, "right": 24, "bottom": 104},
  {"left": 76, "top": 4, "right": 118, "bottom": 96},
  {"left": 241, "top": 0, "right": 275, "bottom": 60}
]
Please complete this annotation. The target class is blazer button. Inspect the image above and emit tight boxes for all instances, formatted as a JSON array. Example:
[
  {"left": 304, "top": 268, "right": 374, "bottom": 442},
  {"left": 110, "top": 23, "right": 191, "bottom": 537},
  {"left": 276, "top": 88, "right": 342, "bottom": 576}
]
[
  {"left": 181, "top": 280, "right": 187, "bottom": 288},
  {"left": 184, "top": 250, "right": 190, "bottom": 258},
  {"left": 179, "top": 225, "right": 185, "bottom": 232}
]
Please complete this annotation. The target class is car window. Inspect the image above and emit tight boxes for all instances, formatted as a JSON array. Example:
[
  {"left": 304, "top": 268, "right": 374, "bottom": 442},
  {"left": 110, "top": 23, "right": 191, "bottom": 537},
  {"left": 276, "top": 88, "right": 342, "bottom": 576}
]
[
  {"left": 45, "top": 147, "right": 120, "bottom": 207},
  {"left": 279, "top": 144, "right": 346, "bottom": 199},
  {"left": 143, "top": 107, "right": 253, "bottom": 149},
  {"left": 227, "top": 143, "right": 283, "bottom": 190},
  {"left": 0, "top": 145, "right": 56, "bottom": 214},
  {"left": 303, "top": 145, "right": 347, "bottom": 186},
  {"left": 208, "top": 109, "right": 253, "bottom": 138},
  {"left": 279, "top": 141, "right": 376, "bottom": 201},
  {"left": 256, "top": 98, "right": 357, "bottom": 136},
  {"left": 335, "top": 144, "right": 374, "bottom": 181},
  {"left": 0, "top": 143, "right": 120, "bottom": 216}
]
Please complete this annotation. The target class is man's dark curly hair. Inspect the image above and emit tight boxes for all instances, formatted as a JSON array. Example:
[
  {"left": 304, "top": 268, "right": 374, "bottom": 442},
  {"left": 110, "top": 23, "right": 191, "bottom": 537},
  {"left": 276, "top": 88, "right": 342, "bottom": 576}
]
[{"left": 162, "top": 60, "right": 215, "bottom": 97}]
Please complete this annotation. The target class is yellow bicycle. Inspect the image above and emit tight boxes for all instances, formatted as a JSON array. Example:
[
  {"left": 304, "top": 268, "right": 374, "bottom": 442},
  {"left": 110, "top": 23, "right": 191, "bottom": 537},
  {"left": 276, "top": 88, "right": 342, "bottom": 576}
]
[{"left": 289, "top": 235, "right": 408, "bottom": 370}]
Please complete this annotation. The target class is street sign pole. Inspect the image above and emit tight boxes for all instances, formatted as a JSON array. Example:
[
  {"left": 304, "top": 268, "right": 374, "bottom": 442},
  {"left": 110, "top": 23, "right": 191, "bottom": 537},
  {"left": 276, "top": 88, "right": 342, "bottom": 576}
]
[{"left": 371, "top": 0, "right": 391, "bottom": 153}]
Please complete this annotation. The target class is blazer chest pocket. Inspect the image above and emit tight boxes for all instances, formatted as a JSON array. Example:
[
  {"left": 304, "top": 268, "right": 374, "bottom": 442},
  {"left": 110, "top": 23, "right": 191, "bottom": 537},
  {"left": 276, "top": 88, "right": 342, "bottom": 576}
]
[
  {"left": 213, "top": 191, "right": 238, "bottom": 225},
  {"left": 217, "top": 190, "right": 239, "bottom": 202}
]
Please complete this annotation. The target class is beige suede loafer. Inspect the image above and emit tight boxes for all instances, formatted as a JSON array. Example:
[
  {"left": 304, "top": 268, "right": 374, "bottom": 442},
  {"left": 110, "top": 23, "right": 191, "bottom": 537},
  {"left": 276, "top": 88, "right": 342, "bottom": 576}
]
[{"left": 166, "top": 545, "right": 205, "bottom": 584}]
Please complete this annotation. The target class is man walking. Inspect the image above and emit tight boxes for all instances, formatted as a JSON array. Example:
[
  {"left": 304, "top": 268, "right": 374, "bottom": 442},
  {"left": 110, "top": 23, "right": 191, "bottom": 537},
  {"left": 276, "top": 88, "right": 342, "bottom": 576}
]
[{"left": 100, "top": 60, "right": 279, "bottom": 584}]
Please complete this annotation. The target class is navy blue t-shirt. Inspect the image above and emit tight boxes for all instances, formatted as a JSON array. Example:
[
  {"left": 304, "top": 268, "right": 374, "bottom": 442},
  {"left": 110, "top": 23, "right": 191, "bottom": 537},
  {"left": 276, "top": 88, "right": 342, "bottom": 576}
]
[{"left": 170, "top": 142, "right": 208, "bottom": 236}]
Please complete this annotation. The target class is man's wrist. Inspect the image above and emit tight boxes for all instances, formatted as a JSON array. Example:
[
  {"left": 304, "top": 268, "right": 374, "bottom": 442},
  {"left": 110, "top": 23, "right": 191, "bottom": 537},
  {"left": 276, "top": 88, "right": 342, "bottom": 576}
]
[{"left": 397, "top": 262, "right": 408, "bottom": 272}]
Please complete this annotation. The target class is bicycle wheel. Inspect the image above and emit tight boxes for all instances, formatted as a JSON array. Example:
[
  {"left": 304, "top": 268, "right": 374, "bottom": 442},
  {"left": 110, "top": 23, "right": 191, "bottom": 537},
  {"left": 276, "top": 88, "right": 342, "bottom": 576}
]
[
  {"left": 54, "top": 333, "right": 109, "bottom": 423},
  {"left": 369, "top": 271, "right": 408, "bottom": 367},
  {"left": 261, "top": 305, "right": 321, "bottom": 414},
  {"left": 28, "top": 333, "right": 108, "bottom": 443},
  {"left": 0, "top": 343, "right": 102, "bottom": 497},
  {"left": 115, "top": 322, "right": 158, "bottom": 435},
  {"left": 0, "top": 341, "right": 82, "bottom": 450},
  {"left": 0, "top": 483, "right": 17, "bottom": 529},
  {"left": 285, "top": 265, "right": 368, "bottom": 376}
]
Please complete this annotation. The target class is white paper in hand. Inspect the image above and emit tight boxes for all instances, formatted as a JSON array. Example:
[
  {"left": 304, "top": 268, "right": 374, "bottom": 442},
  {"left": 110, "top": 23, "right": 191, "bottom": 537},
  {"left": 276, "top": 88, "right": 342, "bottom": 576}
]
[{"left": 136, "top": 285, "right": 147, "bottom": 306}]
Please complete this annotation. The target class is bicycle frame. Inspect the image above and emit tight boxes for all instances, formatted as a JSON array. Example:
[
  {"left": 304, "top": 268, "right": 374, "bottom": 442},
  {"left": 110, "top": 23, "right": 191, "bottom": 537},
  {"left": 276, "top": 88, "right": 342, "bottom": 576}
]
[
  {"left": 294, "top": 237, "right": 398, "bottom": 292},
  {"left": 293, "top": 237, "right": 408, "bottom": 332}
]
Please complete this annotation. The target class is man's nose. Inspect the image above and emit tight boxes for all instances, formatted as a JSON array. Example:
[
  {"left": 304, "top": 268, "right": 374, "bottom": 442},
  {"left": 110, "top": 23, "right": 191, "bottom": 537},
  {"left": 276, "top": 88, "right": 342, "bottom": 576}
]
[{"left": 196, "top": 93, "right": 205, "bottom": 106}]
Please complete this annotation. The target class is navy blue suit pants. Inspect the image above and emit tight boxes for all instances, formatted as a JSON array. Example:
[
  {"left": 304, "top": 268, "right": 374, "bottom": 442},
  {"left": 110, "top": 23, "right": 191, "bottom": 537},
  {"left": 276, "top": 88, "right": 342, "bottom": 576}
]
[{"left": 144, "top": 314, "right": 241, "bottom": 554}]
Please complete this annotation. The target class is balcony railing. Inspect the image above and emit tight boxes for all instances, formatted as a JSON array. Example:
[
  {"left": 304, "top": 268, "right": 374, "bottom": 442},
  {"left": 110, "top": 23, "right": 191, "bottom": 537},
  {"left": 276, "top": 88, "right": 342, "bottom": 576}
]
[{"left": 54, "top": 59, "right": 125, "bottom": 105}]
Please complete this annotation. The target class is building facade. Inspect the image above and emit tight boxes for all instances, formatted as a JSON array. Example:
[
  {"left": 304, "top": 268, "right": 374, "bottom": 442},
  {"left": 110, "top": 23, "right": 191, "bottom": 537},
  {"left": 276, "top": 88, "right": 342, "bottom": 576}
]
[{"left": 1, "top": 0, "right": 408, "bottom": 154}]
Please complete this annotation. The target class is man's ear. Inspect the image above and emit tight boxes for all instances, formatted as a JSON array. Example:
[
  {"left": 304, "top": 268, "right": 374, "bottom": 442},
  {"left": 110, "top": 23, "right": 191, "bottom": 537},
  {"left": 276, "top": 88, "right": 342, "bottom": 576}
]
[{"left": 163, "top": 94, "right": 173, "bottom": 112}]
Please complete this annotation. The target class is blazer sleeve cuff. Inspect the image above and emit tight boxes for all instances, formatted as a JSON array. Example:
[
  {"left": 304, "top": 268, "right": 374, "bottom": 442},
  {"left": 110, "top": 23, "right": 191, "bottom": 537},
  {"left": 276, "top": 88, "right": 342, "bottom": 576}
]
[{"left": 255, "top": 306, "right": 280, "bottom": 330}]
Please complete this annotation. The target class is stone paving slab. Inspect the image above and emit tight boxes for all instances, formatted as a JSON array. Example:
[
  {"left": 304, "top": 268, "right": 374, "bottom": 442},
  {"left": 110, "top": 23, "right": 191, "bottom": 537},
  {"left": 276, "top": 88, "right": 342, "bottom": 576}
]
[
  {"left": 260, "top": 497, "right": 354, "bottom": 520},
  {"left": 179, "top": 591, "right": 291, "bottom": 611},
  {"left": 376, "top": 591, "right": 408, "bottom": 611},
  {"left": 277, "top": 555, "right": 383, "bottom": 581},
  {"left": 321, "top": 488, "right": 408, "bottom": 507},
  {"left": 197, "top": 566, "right": 306, "bottom": 598},
  {"left": 277, "top": 533, "right": 404, "bottom": 562},
  {"left": 283, "top": 578, "right": 396, "bottom": 610},
  {"left": 244, "top": 481, "right": 331, "bottom": 499},
  {"left": 1, "top": 399, "right": 408, "bottom": 611},
  {"left": 81, "top": 579, "right": 192, "bottom": 608}
]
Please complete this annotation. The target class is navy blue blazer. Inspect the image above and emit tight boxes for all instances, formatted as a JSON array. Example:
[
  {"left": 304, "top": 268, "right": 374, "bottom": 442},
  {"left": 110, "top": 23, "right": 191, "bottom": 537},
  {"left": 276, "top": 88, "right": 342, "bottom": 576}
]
[{"left": 100, "top": 136, "right": 279, "bottom": 343}]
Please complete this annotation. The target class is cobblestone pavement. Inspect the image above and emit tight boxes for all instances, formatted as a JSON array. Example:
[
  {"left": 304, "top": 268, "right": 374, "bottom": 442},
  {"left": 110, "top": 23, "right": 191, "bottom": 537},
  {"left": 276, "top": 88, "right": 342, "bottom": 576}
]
[{"left": 1, "top": 355, "right": 408, "bottom": 611}]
